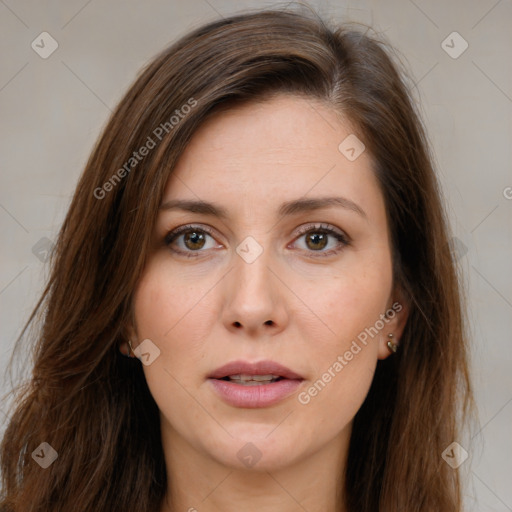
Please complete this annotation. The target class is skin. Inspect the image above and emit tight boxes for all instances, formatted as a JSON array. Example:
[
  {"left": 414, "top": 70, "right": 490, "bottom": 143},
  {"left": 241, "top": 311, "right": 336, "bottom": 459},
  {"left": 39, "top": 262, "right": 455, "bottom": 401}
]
[{"left": 123, "top": 94, "right": 409, "bottom": 512}]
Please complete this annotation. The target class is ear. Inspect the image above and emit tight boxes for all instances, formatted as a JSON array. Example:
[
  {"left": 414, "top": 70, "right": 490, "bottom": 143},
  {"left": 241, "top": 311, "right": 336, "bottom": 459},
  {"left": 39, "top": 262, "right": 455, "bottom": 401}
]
[
  {"left": 118, "top": 316, "right": 139, "bottom": 357},
  {"left": 377, "top": 286, "right": 410, "bottom": 360}
]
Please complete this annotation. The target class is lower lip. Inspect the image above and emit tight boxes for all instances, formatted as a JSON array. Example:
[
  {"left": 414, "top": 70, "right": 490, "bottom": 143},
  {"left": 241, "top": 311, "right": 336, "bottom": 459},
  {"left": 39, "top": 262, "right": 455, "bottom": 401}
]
[{"left": 208, "top": 378, "right": 303, "bottom": 408}]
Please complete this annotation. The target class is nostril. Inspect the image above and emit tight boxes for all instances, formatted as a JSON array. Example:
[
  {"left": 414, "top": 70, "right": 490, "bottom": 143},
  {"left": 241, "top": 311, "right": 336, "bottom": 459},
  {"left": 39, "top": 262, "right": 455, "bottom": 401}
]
[{"left": 231, "top": 320, "right": 274, "bottom": 328}]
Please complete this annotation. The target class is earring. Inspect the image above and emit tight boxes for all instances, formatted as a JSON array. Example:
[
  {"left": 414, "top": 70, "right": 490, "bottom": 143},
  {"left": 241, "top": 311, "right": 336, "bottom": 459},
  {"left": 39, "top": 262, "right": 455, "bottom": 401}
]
[
  {"left": 387, "top": 333, "right": 398, "bottom": 354},
  {"left": 127, "top": 339, "right": 135, "bottom": 357}
]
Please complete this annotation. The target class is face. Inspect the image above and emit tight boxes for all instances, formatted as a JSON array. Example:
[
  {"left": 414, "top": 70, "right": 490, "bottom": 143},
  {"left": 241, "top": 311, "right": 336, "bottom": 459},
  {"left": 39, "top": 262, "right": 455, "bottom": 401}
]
[{"left": 127, "top": 94, "right": 407, "bottom": 472}]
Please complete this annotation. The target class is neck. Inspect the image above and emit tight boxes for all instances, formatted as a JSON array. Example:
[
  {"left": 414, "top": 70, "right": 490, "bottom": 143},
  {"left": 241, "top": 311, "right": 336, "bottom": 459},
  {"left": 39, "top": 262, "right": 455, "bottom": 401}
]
[{"left": 159, "top": 423, "right": 350, "bottom": 512}]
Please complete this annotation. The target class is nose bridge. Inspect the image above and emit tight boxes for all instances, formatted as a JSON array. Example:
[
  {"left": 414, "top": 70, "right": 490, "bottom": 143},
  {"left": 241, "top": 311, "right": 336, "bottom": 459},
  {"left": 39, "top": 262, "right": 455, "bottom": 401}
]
[
  {"left": 233, "top": 239, "right": 274, "bottom": 303},
  {"left": 222, "top": 235, "right": 287, "bottom": 333}
]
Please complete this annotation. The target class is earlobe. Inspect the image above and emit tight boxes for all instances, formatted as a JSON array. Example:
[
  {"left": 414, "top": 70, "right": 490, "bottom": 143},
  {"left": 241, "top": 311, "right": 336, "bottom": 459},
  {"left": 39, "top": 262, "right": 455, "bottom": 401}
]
[
  {"left": 120, "top": 320, "right": 138, "bottom": 357},
  {"left": 377, "top": 293, "right": 410, "bottom": 359},
  {"left": 119, "top": 340, "right": 133, "bottom": 357},
  {"left": 386, "top": 333, "right": 398, "bottom": 353},
  {"left": 378, "top": 331, "right": 399, "bottom": 360}
]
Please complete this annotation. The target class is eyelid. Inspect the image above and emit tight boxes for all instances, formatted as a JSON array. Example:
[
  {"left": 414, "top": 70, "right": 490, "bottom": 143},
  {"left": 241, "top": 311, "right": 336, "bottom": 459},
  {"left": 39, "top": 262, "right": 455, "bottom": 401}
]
[
  {"left": 164, "top": 223, "right": 217, "bottom": 244},
  {"left": 293, "top": 222, "right": 348, "bottom": 239},
  {"left": 164, "top": 224, "right": 223, "bottom": 259},
  {"left": 288, "top": 222, "right": 350, "bottom": 258},
  {"left": 164, "top": 222, "right": 350, "bottom": 257}
]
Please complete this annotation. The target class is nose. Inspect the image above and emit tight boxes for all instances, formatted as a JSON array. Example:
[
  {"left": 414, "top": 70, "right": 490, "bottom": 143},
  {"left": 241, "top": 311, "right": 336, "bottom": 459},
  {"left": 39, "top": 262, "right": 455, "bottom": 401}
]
[{"left": 221, "top": 246, "right": 289, "bottom": 337}]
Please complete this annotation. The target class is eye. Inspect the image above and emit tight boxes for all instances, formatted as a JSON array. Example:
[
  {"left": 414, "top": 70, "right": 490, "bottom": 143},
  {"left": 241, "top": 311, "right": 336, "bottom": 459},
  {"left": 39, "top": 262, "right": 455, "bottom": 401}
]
[
  {"left": 164, "top": 224, "right": 221, "bottom": 257},
  {"left": 164, "top": 222, "right": 349, "bottom": 259},
  {"left": 290, "top": 223, "right": 349, "bottom": 257}
]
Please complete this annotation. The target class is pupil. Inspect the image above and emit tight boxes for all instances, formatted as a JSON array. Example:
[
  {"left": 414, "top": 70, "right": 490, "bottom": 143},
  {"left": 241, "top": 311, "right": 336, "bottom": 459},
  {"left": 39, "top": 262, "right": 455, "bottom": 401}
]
[
  {"left": 307, "top": 233, "right": 327, "bottom": 250},
  {"left": 184, "top": 231, "right": 205, "bottom": 250}
]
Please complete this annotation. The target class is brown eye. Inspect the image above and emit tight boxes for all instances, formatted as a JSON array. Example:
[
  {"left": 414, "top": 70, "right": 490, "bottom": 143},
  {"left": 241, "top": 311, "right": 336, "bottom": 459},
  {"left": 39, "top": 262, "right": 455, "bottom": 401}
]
[
  {"left": 165, "top": 224, "right": 220, "bottom": 257},
  {"left": 305, "top": 232, "right": 328, "bottom": 251},
  {"left": 183, "top": 230, "right": 206, "bottom": 250},
  {"left": 291, "top": 224, "right": 350, "bottom": 257}
]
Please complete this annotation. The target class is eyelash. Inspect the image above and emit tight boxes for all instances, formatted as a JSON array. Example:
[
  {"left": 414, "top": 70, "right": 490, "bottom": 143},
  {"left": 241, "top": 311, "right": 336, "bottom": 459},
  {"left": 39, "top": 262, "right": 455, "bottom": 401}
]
[{"left": 164, "top": 223, "right": 350, "bottom": 259}]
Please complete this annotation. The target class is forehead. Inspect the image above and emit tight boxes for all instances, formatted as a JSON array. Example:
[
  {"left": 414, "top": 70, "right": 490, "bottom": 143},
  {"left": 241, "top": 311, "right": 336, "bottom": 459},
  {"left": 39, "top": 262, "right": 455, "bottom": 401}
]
[{"left": 163, "top": 94, "right": 382, "bottom": 218}]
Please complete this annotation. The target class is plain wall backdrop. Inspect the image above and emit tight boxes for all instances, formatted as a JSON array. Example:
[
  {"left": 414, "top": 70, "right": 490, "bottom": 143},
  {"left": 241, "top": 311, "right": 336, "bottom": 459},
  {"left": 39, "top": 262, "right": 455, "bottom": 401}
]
[{"left": 1, "top": 0, "right": 511, "bottom": 509}]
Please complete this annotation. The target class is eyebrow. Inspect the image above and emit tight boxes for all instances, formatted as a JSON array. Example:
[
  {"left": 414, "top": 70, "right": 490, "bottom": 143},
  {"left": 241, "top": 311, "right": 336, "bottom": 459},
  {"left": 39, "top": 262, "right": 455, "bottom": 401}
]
[{"left": 159, "top": 196, "right": 367, "bottom": 219}]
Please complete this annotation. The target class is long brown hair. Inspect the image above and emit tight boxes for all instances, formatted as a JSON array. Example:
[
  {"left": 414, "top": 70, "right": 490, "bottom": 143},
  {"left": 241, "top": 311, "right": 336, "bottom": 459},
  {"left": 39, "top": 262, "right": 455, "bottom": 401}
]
[{"left": 1, "top": 7, "right": 474, "bottom": 511}]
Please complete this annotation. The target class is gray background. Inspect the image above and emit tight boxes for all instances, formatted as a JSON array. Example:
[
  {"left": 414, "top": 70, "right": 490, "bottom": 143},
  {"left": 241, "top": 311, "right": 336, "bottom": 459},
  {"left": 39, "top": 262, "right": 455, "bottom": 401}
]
[{"left": 1, "top": 0, "right": 511, "bottom": 509}]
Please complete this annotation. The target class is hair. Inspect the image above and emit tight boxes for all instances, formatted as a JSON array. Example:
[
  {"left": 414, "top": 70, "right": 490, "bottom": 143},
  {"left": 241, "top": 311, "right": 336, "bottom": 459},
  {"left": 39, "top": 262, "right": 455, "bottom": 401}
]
[{"left": 1, "top": 6, "right": 474, "bottom": 512}]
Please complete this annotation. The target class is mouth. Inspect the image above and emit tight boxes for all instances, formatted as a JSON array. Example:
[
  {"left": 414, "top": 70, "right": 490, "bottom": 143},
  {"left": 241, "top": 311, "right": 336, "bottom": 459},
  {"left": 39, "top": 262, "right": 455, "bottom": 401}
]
[
  {"left": 207, "top": 360, "right": 304, "bottom": 408},
  {"left": 218, "top": 374, "right": 284, "bottom": 385}
]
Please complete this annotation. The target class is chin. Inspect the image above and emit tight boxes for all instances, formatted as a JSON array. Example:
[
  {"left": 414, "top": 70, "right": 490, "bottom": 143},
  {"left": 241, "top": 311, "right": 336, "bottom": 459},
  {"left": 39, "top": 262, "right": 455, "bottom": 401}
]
[{"left": 209, "top": 426, "right": 305, "bottom": 472}]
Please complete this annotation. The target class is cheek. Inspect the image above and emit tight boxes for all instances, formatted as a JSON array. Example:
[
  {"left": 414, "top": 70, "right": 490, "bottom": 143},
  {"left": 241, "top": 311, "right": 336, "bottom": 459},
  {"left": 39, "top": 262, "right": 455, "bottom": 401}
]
[
  {"left": 288, "top": 258, "right": 391, "bottom": 413},
  {"left": 133, "top": 256, "right": 218, "bottom": 343},
  {"left": 292, "top": 260, "right": 392, "bottom": 352},
  {"left": 131, "top": 262, "right": 218, "bottom": 426},
  {"left": 131, "top": 261, "right": 222, "bottom": 401},
  {"left": 133, "top": 241, "right": 392, "bottom": 423},
  {"left": 290, "top": 279, "right": 385, "bottom": 444}
]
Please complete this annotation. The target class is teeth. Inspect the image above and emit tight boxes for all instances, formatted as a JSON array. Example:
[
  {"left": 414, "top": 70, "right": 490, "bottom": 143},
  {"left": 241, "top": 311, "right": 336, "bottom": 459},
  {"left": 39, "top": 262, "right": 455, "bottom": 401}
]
[
  {"left": 232, "top": 374, "right": 279, "bottom": 381},
  {"left": 227, "top": 374, "right": 281, "bottom": 384}
]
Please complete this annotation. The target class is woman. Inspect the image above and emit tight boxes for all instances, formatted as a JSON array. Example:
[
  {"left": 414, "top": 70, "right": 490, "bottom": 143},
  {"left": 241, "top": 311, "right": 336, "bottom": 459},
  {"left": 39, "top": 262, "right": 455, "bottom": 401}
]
[{"left": 0, "top": 8, "right": 474, "bottom": 512}]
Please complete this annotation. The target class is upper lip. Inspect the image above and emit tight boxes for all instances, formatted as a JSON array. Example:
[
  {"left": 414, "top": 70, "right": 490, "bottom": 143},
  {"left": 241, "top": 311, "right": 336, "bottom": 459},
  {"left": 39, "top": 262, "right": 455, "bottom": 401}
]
[{"left": 208, "top": 360, "right": 304, "bottom": 380}]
